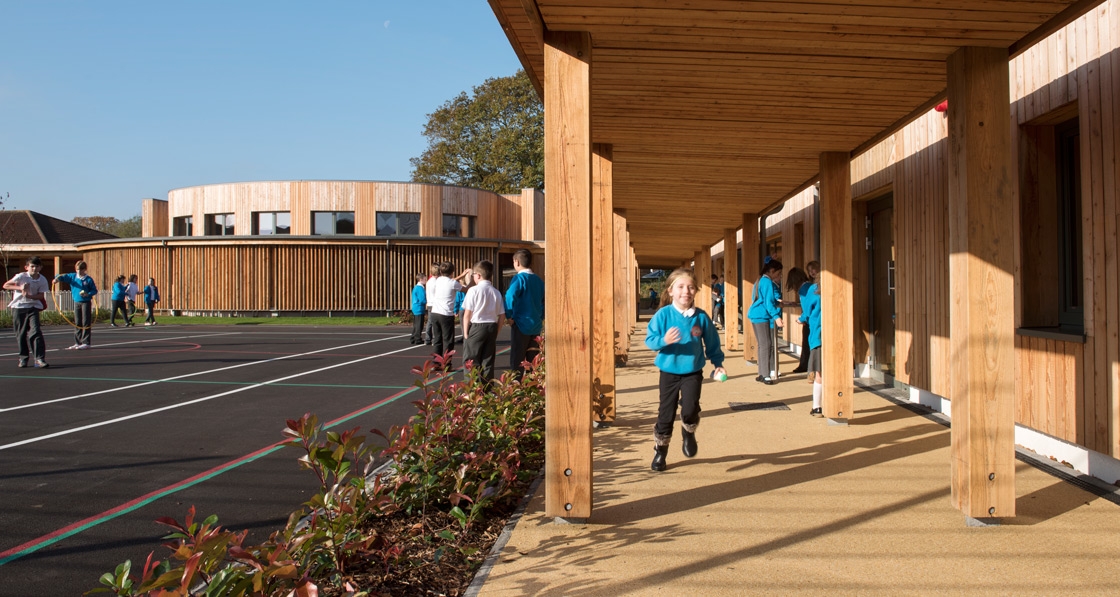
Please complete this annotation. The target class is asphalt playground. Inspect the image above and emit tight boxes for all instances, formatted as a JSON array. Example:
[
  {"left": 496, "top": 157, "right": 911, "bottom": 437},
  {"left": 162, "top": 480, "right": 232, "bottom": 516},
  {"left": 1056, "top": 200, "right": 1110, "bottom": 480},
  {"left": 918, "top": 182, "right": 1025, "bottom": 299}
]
[{"left": 0, "top": 322, "right": 498, "bottom": 595}]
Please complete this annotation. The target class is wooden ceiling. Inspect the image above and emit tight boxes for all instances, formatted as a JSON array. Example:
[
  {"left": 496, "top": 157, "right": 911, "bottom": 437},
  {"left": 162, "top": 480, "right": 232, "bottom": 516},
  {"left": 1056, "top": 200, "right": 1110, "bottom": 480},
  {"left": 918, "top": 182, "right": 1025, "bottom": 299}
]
[{"left": 489, "top": 0, "right": 1096, "bottom": 265}]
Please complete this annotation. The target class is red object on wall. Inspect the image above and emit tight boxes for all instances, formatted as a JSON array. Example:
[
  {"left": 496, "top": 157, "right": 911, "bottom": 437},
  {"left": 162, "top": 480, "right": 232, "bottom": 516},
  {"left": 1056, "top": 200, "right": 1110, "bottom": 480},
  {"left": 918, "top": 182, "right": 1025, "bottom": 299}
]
[{"left": 934, "top": 100, "right": 948, "bottom": 112}]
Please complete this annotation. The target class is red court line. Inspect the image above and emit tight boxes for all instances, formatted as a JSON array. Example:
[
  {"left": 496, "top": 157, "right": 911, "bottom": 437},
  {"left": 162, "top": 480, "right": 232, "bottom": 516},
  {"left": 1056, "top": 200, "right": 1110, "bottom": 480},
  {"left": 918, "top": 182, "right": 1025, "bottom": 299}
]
[{"left": 0, "top": 375, "right": 447, "bottom": 566}]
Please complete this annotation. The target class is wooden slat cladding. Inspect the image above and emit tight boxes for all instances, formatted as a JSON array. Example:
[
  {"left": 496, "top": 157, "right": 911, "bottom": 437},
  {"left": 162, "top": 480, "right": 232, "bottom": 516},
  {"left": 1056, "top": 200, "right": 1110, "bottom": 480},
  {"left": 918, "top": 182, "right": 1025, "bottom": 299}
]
[
  {"left": 846, "top": 3, "right": 1119, "bottom": 456},
  {"left": 80, "top": 240, "right": 537, "bottom": 314},
  {"left": 164, "top": 181, "right": 521, "bottom": 239},
  {"left": 489, "top": 0, "right": 1087, "bottom": 267},
  {"left": 141, "top": 199, "right": 168, "bottom": 238}
]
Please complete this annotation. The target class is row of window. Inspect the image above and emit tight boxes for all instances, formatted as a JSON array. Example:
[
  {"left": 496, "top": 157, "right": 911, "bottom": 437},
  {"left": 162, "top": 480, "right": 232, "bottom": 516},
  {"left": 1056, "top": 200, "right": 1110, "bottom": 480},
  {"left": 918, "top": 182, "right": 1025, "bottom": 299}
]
[{"left": 172, "top": 212, "right": 477, "bottom": 238}]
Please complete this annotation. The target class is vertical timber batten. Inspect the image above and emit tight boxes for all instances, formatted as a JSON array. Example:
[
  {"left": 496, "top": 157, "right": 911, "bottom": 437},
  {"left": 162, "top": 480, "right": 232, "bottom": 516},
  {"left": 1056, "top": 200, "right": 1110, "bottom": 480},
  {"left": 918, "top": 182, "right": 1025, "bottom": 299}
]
[
  {"left": 544, "top": 30, "right": 594, "bottom": 520},
  {"left": 613, "top": 210, "right": 629, "bottom": 362},
  {"left": 820, "top": 152, "right": 855, "bottom": 422},
  {"left": 947, "top": 46, "right": 1016, "bottom": 520},
  {"left": 696, "top": 247, "right": 711, "bottom": 320},
  {"left": 592, "top": 144, "right": 617, "bottom": 424}
]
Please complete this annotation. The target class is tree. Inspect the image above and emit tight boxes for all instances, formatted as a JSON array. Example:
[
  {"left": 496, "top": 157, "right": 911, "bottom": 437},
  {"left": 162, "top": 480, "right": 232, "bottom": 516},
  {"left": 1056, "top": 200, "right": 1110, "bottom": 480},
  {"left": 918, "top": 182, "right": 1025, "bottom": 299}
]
[
  {"left": 72, "top": 215, "right": 142, "bottom": 238},
  {"left": 410, "top": 70, "right": 543, "bottom": 194}
]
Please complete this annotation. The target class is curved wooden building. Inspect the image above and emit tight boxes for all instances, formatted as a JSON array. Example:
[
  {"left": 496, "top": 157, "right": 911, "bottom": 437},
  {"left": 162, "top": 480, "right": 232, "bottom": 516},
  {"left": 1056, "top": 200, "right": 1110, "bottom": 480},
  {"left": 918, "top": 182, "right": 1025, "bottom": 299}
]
[{"left": 80, "top": 181, "right": 544, "bottom": 315}]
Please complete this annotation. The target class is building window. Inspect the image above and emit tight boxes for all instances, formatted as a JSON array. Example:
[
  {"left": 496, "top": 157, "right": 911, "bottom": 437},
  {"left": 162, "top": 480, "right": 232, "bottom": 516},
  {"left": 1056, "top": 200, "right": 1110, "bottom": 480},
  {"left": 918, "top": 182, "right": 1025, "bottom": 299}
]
[
  {"left": 173, "top": 216, "right": 193, "bottom": 236},
  {"left": 254, "top": 212, "right": 291, "bottom": 235},
  {"left": 312, "top": 211, "right": 355, "bottom": 235},
  {"left": 375, "top": 212, "right": 421, "bottom": 236},
  {"left": 205, "top": 213, "right": 236, "bottom": 236},
  {"left": 1019, "top": 107, "right": 1083, "bottom": 335},
  {"left": 442, "top": 214, "right": 476, "bottom": 238}
]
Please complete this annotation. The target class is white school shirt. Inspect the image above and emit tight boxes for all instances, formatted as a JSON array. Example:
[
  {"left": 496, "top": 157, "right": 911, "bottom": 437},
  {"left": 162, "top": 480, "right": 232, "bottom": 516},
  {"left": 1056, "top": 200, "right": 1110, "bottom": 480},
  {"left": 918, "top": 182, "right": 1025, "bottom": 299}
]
[
  {"left": 430, "top": 276, "right": 462, "bottom": 316},
  {"left": 425, "top": 276, "right": 438, "bottom": 309},
  {"left": 6, "top": 273, "right": 49, "bottom": 309},
  {"left": 126, "top": 282, "right": 138, "bottom": 301},
  {"left": 461, "top": 280, "right": 504, "bottom": 323}
]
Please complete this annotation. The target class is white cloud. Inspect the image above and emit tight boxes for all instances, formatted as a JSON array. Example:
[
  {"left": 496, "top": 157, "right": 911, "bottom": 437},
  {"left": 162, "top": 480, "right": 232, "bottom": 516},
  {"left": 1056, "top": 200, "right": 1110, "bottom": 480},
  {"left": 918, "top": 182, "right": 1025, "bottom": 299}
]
[{"left": 383, "top": 20, "right": 390, "bottom": 29}]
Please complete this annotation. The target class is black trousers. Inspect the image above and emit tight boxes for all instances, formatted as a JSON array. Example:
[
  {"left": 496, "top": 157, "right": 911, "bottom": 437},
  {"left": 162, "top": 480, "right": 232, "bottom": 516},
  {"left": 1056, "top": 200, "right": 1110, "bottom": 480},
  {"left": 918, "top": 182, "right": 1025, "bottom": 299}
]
[
  {"left": 463, "top": 322, "right": 499, "bottom": 381},
  {"left": 410, "top": 311, "right": 426, "bottom": 343},
  {"left": 74, "top": 301, "right": 93, "bottom": 346},
  {"left": 655, "top": 370, "right": 703, "bottom": 438},
  {"left": 424, "top": 307, "right": 434, "bottom": 343},
  {"left": 111, "top": 299, "right": 131, "bottom": 325},
  {"left": 430, "top": 313, "right": 456, "bottom": 365},
  {"left": 14, "top": 308, "right": 45, "bottom": 360},
  {"left": 509, "top": 323, "right": 541, "bottom": 374},
  {"left": 145, "top": 305, "right": 156, "bottom": 323}
]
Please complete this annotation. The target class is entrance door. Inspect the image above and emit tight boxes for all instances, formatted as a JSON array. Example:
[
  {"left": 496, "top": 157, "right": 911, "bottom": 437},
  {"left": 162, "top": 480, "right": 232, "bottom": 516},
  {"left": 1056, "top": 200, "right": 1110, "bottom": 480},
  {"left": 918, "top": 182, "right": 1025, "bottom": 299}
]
[{"left": 868, "top": 197, "right": 895, "bottom": 377}]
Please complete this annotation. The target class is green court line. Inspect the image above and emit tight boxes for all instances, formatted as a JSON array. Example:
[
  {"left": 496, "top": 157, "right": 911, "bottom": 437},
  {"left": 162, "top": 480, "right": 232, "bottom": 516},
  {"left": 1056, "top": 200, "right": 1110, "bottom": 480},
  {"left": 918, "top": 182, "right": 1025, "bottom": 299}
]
[{"left": 0, "top": 374, "right": 409, "bottom": 390}]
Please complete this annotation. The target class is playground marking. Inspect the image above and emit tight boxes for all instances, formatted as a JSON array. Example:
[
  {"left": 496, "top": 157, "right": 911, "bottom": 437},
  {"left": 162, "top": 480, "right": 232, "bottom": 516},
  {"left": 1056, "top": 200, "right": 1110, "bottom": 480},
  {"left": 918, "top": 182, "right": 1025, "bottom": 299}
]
[
  {"left": 0, "top": 334, "right": 409, "bottom": 413},
  {"left": 0, "top": 331, "right": 236, "bottom": 358}
]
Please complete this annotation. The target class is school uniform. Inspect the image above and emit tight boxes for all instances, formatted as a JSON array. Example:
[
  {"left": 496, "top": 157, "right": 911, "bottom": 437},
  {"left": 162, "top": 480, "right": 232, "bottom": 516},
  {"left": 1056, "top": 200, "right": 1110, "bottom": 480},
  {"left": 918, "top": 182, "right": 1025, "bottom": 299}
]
[
  {"left": 424, "top": 275, "right": 437, "bottom": 344},
  {"left": 7, "top": 272, "right": 49, "bottom": 365},
  {"left": 56, "top": 273, "right": 98, "bottom": 347},
  {"left": 429, "top": 276, "right": 462, "bottom": 365},
  {"left": 747, "top": 276, "right": 783, "bottom": 380},
  {"left": 110, "top": 281, "right": 132, "bottom": 326},
  {"left": 143, "top": 284, "right": 160, "bottom": 324},
  {"left": 801, "top": 283, "right": 822, "bottom": 373},
  {"left": 504, "top": 269, "right": 544, "bottom": 373},
  {"left": 410, "top": 283, "right": 426, "bottom": 344},
  {"left": 794, "top": 281, "right": 814, "bottom": 372},
  {"left": 461, "top": 279, "right": 505, "bottom": 381}
]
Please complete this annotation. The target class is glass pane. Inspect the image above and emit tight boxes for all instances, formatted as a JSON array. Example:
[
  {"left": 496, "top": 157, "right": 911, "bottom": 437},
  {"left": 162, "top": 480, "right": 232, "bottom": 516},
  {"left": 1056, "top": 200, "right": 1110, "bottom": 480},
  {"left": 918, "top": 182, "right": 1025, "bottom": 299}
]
[
  {"left": 399, "top": 213, "right": 420, "bottom": 235},
  {"left": 335, "top": 212, "right": 355, "bottom": 235},
  {"left": 223, "top": 214, "right": 235, "bottom": 235},
  {"left": 275, "top": 212, "right": 290, "bottom": 234},
  {"left": 257, "top": 213, "right": 272, "bottom": 235},
  {"left": 442, "top": 214, "right": 460, "bottom": 237},
  {"left": 465, "top": 216, "right": 476, "bottom": 238},
  {"left": 376, "top": 212, "right": 397, "bottom": 236},
  {"left": 313, "top": 212, "right": 333, "bottom": 235}
]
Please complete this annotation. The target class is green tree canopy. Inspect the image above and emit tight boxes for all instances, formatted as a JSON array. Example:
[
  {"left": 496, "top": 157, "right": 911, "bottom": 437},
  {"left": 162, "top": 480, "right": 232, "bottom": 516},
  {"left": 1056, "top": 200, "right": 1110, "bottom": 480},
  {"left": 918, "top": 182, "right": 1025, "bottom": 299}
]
[
  {"left": 72, "top": 215, "right": 141, "bottom": 238},
  {"left": 410, "top": 70, "right": 542, "bottom": 194}
]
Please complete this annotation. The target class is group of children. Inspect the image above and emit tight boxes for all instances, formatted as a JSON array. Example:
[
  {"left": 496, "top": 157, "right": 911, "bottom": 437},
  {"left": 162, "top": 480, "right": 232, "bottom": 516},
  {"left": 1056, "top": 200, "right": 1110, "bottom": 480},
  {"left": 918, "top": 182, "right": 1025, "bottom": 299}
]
[
  {"left": 644, "top": 260, "right": 825, "bottom": 472},
  {"left": 5, "top": 258, "right": 162, "bottom": 367},
  {"left": 409, "top": 248, "right": 544, "bottom": 383}
]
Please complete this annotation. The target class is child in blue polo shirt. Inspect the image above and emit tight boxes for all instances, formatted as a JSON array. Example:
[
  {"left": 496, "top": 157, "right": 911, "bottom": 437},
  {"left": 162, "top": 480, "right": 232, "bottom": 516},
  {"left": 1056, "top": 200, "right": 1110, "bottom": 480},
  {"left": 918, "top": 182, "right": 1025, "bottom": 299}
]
[
  {"left": 410, "top": 273, "right": 426, "bottom": 345},
  {"left": 645, "top": 267, "right": 725, "bottom": 472}
]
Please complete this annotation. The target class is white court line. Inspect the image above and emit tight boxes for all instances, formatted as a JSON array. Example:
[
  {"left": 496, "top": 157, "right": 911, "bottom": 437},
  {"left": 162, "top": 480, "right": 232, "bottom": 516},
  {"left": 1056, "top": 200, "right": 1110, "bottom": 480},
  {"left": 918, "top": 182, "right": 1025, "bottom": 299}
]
[
  {"left": 0, "top": 332, "right": 239, "bottom": 358},
  {"left": 0, "top": 338, "right": 424, "bottom": 451},
  {"left": 0, "top": 333, "right": 410, "bottom": 413}
]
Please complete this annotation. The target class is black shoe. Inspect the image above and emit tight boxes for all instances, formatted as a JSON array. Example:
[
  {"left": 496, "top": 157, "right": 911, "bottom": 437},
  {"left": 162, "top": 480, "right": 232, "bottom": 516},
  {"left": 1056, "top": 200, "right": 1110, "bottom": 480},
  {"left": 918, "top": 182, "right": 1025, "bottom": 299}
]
[
  {"left": 651, "top": 446, "right": 668, "bottom": 472},
  {"left": 791, "top": 367, "right": 807, "bottom": 373},
  {"left": 681, "top": 428, "right": 697, "bottom": 458},
  {"left": 810, "top": 407, "right": 823, "bottom": 417},
  {"left": 762, "top": 377, "right": 776, "bottom": 385},
  {"left": 755, "top": 375, "right": 764, "bottom": 383}
]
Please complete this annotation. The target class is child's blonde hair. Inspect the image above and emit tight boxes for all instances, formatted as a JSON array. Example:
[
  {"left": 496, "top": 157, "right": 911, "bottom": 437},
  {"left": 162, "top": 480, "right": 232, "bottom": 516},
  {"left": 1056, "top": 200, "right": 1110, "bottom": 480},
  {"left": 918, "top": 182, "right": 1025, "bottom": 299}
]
[{"left": 660, "top": 268, "right": 697, "bottom": 308}]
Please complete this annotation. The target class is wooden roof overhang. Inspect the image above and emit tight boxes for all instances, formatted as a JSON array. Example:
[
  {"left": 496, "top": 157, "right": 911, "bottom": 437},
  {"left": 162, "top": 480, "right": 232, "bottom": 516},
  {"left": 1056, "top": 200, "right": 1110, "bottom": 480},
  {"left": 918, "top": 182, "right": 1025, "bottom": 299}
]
[{"left": 489, "top": 0, "right": 1102, "bottom": 265}]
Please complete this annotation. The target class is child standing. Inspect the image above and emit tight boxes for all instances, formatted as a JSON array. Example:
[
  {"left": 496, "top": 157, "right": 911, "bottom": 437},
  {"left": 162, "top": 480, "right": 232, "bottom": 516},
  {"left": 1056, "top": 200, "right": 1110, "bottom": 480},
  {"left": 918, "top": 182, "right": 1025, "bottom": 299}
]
[
  {"left": 55, "top": 260, "right": 98, "bottom": 349},
  {"left": 125, "top": 274, "right": 139, "bottom": 327},
  {"left": 747, "top": 258, "right": 784, "bottom": 384},
  {"left": 410, "top": 273, "right": 427, "bottom": 345},
  {"left": 785, "top": 266, "right": 811, "bottom": 374},
  {"left": 143, "top": 277, "right": 161, "bottom": 326},
  {"left": 4, "top": 256, "right": 50, "bottom": 368},
  {"left": 801, "top": 278, "right": 824, "bottom": 417},
  {"left": 109, "top": 275, "right": 132, "bottom": 327},
  {"left": 644, "top": 268, "right": 725, "bottom": 472},
  {"left": 461, "top": 260, "right": 505, "bottom": 382},
  {"left": 423, "top": 263, "right": 439, "bottom": 345},
  {"left": 429, "top": 261, "right": 471, "bottom": 369},
  {"left": 504, "top": 249, "right": 544, "bottom": 375}
]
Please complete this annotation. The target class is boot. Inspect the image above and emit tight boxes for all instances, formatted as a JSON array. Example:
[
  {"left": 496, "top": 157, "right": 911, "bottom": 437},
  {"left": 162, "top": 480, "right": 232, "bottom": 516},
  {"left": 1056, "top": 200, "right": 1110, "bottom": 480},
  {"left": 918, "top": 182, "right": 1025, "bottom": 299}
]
[
  {"left": 681, "top": 428, "right": 698, "bottom": 458},
  {"left": 650, "top": 445, "right": 668, "bottom": 472}
]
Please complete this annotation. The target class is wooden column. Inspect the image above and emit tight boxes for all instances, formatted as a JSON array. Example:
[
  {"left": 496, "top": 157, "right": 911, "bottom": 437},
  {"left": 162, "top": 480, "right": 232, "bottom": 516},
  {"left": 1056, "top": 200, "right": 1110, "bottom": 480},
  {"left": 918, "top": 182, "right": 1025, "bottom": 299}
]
[
  {"left": 695, "top": 248, "right": 711, "bottom": 316},
  {"left": 543, "top": 30, "right": 593, "bottom": 520},
  {"left": 613, "top": 210, "right": 629, "bottom": 361},
  {"left": 947, "top": 46, "right": 1015, "bottom": 520},
  {"left": 592, "top": 144, "right": 616, "bottom": 424},
  {"left": 820, "top": 152, "right": 854, "bottom": 422},
  {"left": 742, "top": 213, "right": 760, "bottom": 364},
  {"left": 724, "top": 228, "right": 739, "bottom": 350}
]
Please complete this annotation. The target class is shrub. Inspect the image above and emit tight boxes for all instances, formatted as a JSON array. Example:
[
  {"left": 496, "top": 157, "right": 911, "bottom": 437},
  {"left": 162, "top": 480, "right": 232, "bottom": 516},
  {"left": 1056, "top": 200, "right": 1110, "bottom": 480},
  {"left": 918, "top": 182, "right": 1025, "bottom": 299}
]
[{"left": 89, "top": 348, "right": 546, "bottom": 596}]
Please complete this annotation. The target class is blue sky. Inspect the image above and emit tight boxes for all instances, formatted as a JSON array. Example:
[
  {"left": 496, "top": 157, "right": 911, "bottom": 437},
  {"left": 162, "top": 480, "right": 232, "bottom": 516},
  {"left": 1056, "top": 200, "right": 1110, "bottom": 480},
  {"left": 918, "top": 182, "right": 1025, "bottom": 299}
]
[{"left": 0, "top": 1, "right": 523, "bottom": 221}]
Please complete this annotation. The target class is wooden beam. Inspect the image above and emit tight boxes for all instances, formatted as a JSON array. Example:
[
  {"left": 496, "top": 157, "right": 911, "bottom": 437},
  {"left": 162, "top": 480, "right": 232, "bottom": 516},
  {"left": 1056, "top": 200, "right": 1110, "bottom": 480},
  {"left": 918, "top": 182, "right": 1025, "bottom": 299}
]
[
  {"left": 592, "top": 143, "right": 616, "bottom": 424},
  {"left": 696, "top": 247, "right": 711, "bottom": 319},
  {"left": 724, "top": 227, "right": 739, "bottom": 351},
  {"left": 820, "top": 152, "right": 854, "bottom": 422},
  {"left": 947, "top": 46, "right": 1016, "bottom": 520},
  {"left": 543, "top": 30, "right": 593, "bottom": 520},
  {"left": 742, "top": 213, "right": 760, "bottom": 366},
  {"left": 613, "top": 210, "right": 629, "bottom": 361}
]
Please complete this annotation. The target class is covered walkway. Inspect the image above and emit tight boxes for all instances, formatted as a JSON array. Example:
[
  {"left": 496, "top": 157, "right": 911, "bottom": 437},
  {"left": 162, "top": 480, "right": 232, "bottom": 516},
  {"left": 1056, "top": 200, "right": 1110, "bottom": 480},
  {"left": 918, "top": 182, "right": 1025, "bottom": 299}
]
[{"left": 477, "top": 325, "right": 1120, "bottom": 595}]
